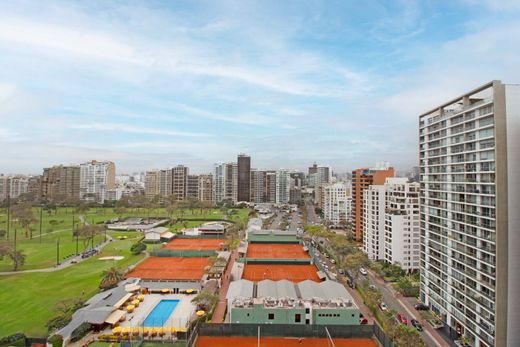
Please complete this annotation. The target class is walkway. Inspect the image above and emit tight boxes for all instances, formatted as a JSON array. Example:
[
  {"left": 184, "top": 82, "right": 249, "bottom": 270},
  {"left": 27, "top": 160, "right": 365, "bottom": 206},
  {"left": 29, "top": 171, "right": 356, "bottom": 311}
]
[{"left": 212, "top": 249, "right": 238, "bottom": 322}]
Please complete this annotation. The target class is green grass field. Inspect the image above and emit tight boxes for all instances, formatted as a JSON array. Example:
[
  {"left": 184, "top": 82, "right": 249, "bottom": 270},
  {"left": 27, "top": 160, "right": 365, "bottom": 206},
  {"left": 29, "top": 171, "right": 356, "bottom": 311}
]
[
  {"left": 0, "top": 207, "right": 249, "bottom": 272},
  {"left": 0, "top": 231, "right": 144, "bottom": 337}
]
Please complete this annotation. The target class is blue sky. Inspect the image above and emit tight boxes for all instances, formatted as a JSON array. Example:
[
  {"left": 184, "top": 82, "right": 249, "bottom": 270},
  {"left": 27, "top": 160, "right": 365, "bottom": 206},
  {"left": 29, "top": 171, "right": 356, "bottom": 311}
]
[{"left": 1, "top": 0, "right": 520, "bottom": 174}]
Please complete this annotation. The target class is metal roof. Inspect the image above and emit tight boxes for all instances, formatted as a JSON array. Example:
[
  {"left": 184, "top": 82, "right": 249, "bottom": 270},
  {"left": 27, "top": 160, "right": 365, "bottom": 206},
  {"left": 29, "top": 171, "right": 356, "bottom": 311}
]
[{"left": 226, "top": 279, "right": 254, "bottom": 300}]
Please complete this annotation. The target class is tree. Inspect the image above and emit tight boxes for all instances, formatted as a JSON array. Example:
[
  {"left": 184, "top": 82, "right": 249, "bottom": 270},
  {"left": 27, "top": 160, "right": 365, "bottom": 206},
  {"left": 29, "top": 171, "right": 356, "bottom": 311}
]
[
  {"left": 343, "top": 251, "right": 369, "bottom": 280},
  {"left": 130, "top": 242, "right": 146, "bottom": 255},
  {"left": 114, "top": 206, "right": 127, "bottom": 219},
  {"left": 191, "top": 291, "right": 219, "bottom": 311},
  {"left": 393, "top": 324, "right": 425, "bottom": 347},
  {"left": 99, "top": 266, "right": 124, "bottom": 289},
  {"left": 166, "top": 202, "right": 177, "bottom": 218},
  {"left": 76, "top": 224, "right": 104, "bottom": 249},
  {"left": 11, "top": 203, "right": 36, "bottom": 238},
  {"left": 43, "top": 202, "right": 58, "bottom": 215},
  {"left": 0, "top": 242, "right": 26, "bottom": 271}
]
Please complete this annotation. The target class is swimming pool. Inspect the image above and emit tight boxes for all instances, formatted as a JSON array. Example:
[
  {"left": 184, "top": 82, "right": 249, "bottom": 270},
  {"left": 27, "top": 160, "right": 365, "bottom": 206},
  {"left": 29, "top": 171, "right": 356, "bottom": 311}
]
[{"left": 143, "top": 299, "right": 180, "bottom": 327}]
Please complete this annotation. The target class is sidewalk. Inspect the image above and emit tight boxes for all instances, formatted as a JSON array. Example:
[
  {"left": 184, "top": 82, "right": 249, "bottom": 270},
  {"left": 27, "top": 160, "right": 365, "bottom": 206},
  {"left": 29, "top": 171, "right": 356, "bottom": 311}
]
[{"left": 212, "top": 249, "right": 237, "bottom": 322}]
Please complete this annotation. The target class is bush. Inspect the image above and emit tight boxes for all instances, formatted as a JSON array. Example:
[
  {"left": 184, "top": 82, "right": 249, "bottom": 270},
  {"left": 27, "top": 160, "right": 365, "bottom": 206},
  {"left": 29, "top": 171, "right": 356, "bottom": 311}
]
[
  {"left": 0, "top": 333, "right": 25, "bottom": 347},
  {"left": 46, "top": 315, "right": 72, "bottom": 333},
  {"left": 48, "top": 335, "right": 63, "bottom": 347},
  {"left": 70, "top": 322, "right": 91, "bottom": 342},
  {"left": 130, "top": 242, "right": 146, "bottom": 255}
]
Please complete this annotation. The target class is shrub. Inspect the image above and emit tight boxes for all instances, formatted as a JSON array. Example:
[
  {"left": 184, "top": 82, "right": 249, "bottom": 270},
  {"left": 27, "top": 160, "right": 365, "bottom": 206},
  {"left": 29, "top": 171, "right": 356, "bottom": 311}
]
[
  {"left": 0, "top": 333, "right": 25, "bottom": 347},
  {"left": 46, "top": 315, "right": 72, "bottom": 333},
  {"left": 70, "top": 322, "right": 91, "bottom": 342},
  {"left": 130, "top": 242, "right": 146, "bottom": 255},
  {"left": 48, "top": 335, "right": 63, "bottom": 347}
]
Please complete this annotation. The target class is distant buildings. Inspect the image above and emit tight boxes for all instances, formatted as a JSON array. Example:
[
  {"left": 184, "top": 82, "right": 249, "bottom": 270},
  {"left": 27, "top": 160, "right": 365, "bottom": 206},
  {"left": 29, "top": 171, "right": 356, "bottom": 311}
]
[
  {"left": 186, "top": 174, "right": 199, "bottom": 200},
  {"left": 420, "top": 81, "right": 520, "bottom": 347},
  {"left": 42, "top": 165, "right": 80, "bottom": 202},
  {"left": 213, "top": 162, "right": 237, "bottom": 203},
  {"left": 79, "top": 160, "right": 116, "bottom": 203},
  {"left": 322, "top": 182, "right": 352, "bottom": 226},
  {"left": 198, "top": 174, "right": 213, "bottom": 202},
  {"left": 172, "top": 165, "right": 188, "bottom": 201},
  {"left": 275, "top": 169, "right": 290, "bottom": 204},
  {"left": 351, "top": 163, "right": 395, "bottom": 241}
]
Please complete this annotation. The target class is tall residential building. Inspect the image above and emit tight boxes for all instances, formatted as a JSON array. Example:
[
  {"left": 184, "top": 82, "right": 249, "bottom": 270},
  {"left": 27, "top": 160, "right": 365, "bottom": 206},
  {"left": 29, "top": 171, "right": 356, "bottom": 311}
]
[
  {"left": 363, "top": 185, "right": 386, "bottom": 260},
  {"left": 419, "top": 81, "right": 520, "bottom": 347},
  {"left": 351, "top": 164, "right": 395, "bottom": 241},
  {"left": 198, "top": 174, "right": 213, "bottom": 202},
  {"left": 213, "top": 162, "right": 237, "bottom": 203},
  {"left": 237, "top": 154, "right": 251, "bottom": 202},
  {"left": 41, "top": 165, "right": 81, "bottom": 202},
  {"left": 186, "top": 174, "right": 199, "bottom": 200},
  {"left": 213, "top": 163, "right": 225, "bottom": 203},
  {"left": 323, "top": 182, "right": 352, "bottom": 225},
  {"left": 158, "top": 169, "right": 172, "bottom": 197},
  {"left": 172, "top": 165, "right": 188, "bottom": 201},
  {"left": 79, "top": 160, "right": 116, "bottom": 203},
  {"left": 8, "top": 176, "right": 28, "bottom": 199},
  {"left": 27, "top": 175, "right": 42, "bottom": 201},
  {"left": 144, "top": 170, "right": 159, "bottom": 198},
  {"left": 250, "top": 169, "right": 267, "bottom": 203},
  {"left": 308, "top": 164, "right": 331, "bottom": 188},
  {"left": 265, "top": 171, "right": 277, "bottom": 203},
  {"left": 0, "top": 175, "right": 9, "bottom": 201},
  {"left": 275, "top": 169, "right": 290, "bottom": 204}
]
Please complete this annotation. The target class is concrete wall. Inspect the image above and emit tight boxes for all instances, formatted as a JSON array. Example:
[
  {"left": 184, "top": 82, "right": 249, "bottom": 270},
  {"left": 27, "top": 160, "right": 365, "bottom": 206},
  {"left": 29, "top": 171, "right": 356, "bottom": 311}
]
[
  {"left": 312, "top": 308, "right": 359, "bottom": 325},
  {"left": 230, "top": 305, "right": 306, "bottom": 324}
]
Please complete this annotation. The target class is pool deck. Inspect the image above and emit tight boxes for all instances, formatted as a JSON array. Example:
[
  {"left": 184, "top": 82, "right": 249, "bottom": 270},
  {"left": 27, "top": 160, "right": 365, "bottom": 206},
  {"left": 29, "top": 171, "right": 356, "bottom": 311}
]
[{"left": 118, "top": 294, "right": 195, "bottom": 329}]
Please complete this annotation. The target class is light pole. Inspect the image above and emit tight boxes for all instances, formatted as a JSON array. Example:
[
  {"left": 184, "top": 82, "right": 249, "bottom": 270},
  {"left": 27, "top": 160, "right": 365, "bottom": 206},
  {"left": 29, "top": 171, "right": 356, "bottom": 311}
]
[
  {"left": 39, "top": 206, "right": 43, "bottom": 244},
  {"left": 56, "top": 237, "right": 60, "bottom": 266},
  {"left": 6, "top": 195, "right": 10, "bottom": 240}
]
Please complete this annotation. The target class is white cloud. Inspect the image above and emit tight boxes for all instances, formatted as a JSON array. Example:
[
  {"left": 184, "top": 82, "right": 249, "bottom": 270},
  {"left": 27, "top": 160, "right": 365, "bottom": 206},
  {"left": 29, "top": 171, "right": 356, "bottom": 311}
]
[{"left": 67, "top": 123, "right": 210, "bottom": 137}]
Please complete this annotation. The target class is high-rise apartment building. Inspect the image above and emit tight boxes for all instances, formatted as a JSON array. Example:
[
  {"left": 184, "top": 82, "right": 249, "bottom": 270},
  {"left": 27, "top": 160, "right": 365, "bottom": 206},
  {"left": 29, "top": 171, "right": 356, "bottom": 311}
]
[
  {"left": 250, "top": 169, "right": 266, "bottom": 203},
  {"left": 363, "top": 185, "right": 386, "bottom": 260},
  {"left": 351, "top": 164, "right": 395, "bottom": 241},
  {"left": 79, "top": 160, "right": 116, "bottom": 203},
  {"left": 275, "top": 169, "right": 290, "bottom": 204},
  {"left": 8, "top": 176, "right": 28, "bottom": 200},
  {"left": 157, "top": 169, "right": 172, "bottom": 197},
  {"left": 419, "top": 81, "right": 520, "bottom": 347},
  {"left": 0, "top": 175, "right": 9, "bottom": 202},
  {"left": 265, "top": 171, "right": 277, "bottom": 203},
  {"left": 237, "top": 154, "right": 251, "bottom": 202},
  {"left": 171, "top": 165, "right": 188, "bottom": 201},
  {"left": 186, "top": 174, "right": 199, "bottom": 200},
  {"left": 323, "top": 182, "right": 351, "bottom": 225},
  {"left": 42, "top": 165, "right": 81, "bottom": 202},
  {"left": 213, "top": 162, "right": 237, "bottom": 203},
  {"left": 144, "top": 170, "right": 159, "bottom": 198},
  {"left": 198, "top": 174, "right": 213, "bottom": 203}
]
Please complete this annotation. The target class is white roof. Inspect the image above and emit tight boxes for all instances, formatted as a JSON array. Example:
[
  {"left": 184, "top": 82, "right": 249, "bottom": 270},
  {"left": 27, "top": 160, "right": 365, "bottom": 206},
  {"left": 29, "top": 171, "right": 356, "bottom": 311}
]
[{"left": 226, "top": 279, "right": 254, "bottom": 300}]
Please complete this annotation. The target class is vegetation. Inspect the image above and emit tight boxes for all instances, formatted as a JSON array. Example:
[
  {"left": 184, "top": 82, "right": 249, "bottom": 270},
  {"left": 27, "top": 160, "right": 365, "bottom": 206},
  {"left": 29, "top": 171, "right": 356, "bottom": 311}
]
[
  {"left": 0, "top": 242, "right": 26, "bottom": 271},
  {"left": 45, "top": 298, "right": 85, "bottom": 334},
  {"left": 394, "top": 276, "right": 420, "bottom": 297},
  {"left": 130, "top": 241, "right": 146, "bottom": 255},
  {"left": 47, "top": 334, "right": 63, "bottom": 347},
  {"left": 99, "top": 266, "right": 124, "bottom": 289},
  {"left": 70, "top": 322, "right": 91, "bottom": 342},
  {"left": 191, "top": 292, "right": 219, "bottom": 312}
]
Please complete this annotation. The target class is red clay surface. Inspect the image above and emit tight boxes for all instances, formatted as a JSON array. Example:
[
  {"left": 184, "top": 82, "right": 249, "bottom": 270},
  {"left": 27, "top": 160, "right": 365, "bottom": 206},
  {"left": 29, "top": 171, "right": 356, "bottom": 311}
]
[
  {"left": 195, "top": 336, "right": 377, "bottom": 347},
  {"left": 162, "top": 238, "right": 224, "bottom": 251},
  {"left": 246, "top": 243, "right": 310, "bottom": 259},
  {"left": 242, "top": 264, "right": 321, "bottom": 283},
  {"left": 126, "top": 257, "right": 209, "bottom": 280}
]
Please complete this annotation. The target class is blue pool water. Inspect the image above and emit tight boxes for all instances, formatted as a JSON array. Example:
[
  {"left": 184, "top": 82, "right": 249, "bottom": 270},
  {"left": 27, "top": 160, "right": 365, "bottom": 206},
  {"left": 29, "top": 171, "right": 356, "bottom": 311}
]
[{"left": 143, "top": 299, "right": 180, "bottom": 327}]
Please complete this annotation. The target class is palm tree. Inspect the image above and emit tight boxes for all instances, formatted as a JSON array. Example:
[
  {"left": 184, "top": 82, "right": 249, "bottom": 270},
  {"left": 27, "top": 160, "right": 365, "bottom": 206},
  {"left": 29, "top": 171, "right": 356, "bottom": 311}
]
[{"left": 100, "top": 266, "right": 124, "bottom": 289}]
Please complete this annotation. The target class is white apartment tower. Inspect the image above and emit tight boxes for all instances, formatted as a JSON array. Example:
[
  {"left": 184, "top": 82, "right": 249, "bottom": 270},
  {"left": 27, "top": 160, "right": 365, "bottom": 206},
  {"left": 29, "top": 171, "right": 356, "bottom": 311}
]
[
  {"left": 79, "top": 160, "right": 115, "bottom": 203},
  {"left": 419, "top": 81, "right": 520, "bottom": 347},
  {"left": 384, "top": 178, "right": 420, "bottom": 271},
  {"left": 275, "top": 169, "right": 290, "bottom": 204},
  {"left": 213, "top": 162, "right": 237, "bottom": 203},
  {"left": 363, "top": 185, "right": 386, "bottom": 260},
  {"left": 323, "top": 182, "right": 352, "bottom": 226}
]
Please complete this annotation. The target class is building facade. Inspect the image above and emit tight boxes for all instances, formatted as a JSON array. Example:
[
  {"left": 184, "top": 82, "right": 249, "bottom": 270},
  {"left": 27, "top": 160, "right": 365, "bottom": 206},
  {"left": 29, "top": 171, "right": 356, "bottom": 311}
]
[
  {"left": 275, "top": 169, "right": 290, "bottom": 204},
  {"left": 171, "top": 165, "right": 188, "bottom": 201},
  {"left": 237, "top": 154, "right": 251, "bottom": 202},
  {"left": 186, "top": 174, "right": 199, "bottom": 200},
  {"left": 323, "top": 182, "right": 351, "bottom": 226},
  {"left": 419, "top": 81, "right": 520, "bottom": 347},
  {"left": 363, "top": 185, "right": 386, "bottom": 260},
  {"left": 351, "top": 165, "right": 394, "bottom": 241},
  {"left": 41, "top": 165, "right": 81, "bottom": 203},
  {"left": 250, "top": 169, "right": 266, "bottom": 203},
  {"left": 79, "top": 160, "right": 116, "bottom": 203},
  {"left": 198, "top": 174, "right": 213, "bottom": 203},
  {"left": 144, "top": 170, "right": 159, "bottom": 198}
]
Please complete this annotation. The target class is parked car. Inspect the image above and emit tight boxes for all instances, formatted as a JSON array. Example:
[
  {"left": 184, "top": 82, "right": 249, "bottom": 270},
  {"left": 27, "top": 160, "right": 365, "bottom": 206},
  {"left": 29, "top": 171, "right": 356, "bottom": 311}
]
[
  {"left": 379, "top": 302, "right": 388, "bottom": 311},
  {"left": 330, "top": 259, "right": 336, "bottom": 264},
  {"left": 359, "top": 267, "right": 368, "bottom": 276},
  {"left": 368, "top": 284, "right": 377, "bottom": 291},
  {"left": 414, "top": 303, "right": 429, "bottom": 311},
  {"left": 411, "top": 319, "right": 423, "bottom": 331},
  {"left": 359, "top": 314, "right": 368, "bottom": 325},
  {"left": 396, "top": 312, "right": 408, "bottom": 325}
]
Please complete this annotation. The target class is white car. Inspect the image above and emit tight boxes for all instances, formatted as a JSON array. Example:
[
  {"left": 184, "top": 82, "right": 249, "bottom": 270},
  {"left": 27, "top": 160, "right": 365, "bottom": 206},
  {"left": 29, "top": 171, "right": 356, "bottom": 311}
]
[
  {"left": 379, "top": 302, "right": 388, "bottom": 311},
  {"left": 359, "top": 267, "right": 368, "bottom": 276}
]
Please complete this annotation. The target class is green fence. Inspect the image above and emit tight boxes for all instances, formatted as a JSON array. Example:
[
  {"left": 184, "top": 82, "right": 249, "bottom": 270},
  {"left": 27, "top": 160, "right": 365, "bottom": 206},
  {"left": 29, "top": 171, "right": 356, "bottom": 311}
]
[{"left": 150, "top": 250, "right": 216, "bottom": 257}]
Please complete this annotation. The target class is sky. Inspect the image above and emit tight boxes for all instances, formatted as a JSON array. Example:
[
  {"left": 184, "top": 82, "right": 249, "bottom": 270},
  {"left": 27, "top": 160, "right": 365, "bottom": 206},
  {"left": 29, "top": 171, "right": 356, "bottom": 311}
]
[{"left": 1, "top": 0, "right": 520, "bottom": 175}]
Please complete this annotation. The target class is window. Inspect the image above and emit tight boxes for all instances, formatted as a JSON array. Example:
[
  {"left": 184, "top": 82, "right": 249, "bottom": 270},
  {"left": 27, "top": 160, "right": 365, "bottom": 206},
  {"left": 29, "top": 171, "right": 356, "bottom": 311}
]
[
  {"left": 295, "top": 314, "right": 301, "bottom": 323},
  {"left": 268, "top": 313, "right": 274, "bottom": 320}
]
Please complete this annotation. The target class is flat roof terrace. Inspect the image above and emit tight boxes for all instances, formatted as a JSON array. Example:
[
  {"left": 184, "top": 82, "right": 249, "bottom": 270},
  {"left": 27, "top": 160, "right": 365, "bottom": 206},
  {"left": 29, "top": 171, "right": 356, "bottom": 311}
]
[
  {"left": 246, "top": 243, "right": 309, "bottom": 259},
  {"left": 126, "top": 257, "right": 209, "bottom": 281},
  {"left": 242, "top": 264, "right": 321, "bottom": 283}
]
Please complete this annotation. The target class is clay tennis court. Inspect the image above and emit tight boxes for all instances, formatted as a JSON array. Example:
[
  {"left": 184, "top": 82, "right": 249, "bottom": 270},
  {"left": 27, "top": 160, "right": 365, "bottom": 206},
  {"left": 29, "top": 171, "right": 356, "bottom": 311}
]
[
  {"left": 195, "top": 336, "right": 377, "bottom": 347},
  {"left": 246, "top": 243, "right": 310, "bottom": 259},
  {"left": 162, "top": 238, "right": 224, "bottom": 251},
  {"left": 242, "top": 264, "right": 321, "bottom": 283},
  {"left": 126, "top": 257, "right": 209, "bottom": 280}
]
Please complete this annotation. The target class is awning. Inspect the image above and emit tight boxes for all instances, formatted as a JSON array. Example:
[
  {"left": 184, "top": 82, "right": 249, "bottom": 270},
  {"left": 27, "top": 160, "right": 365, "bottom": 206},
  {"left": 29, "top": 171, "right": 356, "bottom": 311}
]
[
  {"left": 113, "top": 293, "right": 133, "bottom": 308},
  {"left": 105, "top": 309, "right": 126, "bottom": 325},
  {"left": 125, "top": 284, "right": 141, "bottom": 292},
  {"left": 316, "top": 271, "right": 327, "bottom": 280},
  {"left": 160, "top": 231, "right": 174, "bottom": 239}
]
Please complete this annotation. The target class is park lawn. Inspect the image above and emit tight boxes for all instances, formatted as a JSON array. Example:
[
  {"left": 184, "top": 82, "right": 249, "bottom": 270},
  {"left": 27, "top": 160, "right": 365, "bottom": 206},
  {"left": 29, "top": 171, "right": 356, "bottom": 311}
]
[{"left": 0, "top": 235, "right": 144, "bottom": 338}]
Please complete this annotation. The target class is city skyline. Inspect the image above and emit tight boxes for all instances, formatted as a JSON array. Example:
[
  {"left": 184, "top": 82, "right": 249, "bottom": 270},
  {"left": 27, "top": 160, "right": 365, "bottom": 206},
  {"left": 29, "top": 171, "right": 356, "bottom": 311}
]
[{"left": 2, "top": 1, "right": 520, "bottom": 173}]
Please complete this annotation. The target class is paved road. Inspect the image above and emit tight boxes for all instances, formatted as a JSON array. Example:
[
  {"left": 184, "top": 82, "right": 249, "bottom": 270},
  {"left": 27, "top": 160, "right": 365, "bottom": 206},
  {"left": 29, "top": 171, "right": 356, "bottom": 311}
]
[
  {"left": 304, "top": 198, "right": 320, "bottom": 225},
  {"left": 212, "top": 249, "right": 238, "bottom": 323}
]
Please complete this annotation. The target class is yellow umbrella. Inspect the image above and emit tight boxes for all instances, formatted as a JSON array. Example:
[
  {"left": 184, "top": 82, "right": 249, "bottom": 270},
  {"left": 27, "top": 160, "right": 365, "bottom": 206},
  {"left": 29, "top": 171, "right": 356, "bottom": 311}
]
[
  {"left": 126, "top": 305, "right": 135, "bottom": 313},
  {"left": 132, "top": 327, "right": 140, "bottom": 336},
  {"left": 112, "top": 327, "right": 122, "bottom": 335},
  {"left": 169, "top": 327, "right": 177, "bottom": 334},
  {"left": 143, "top": 328, "right": 151, "bottom": 336},
  {"left": 137, "top": 294, "right": 145, "bottom": 301},
  {"left": 196, "top": 310, "right": 205, "bottom": 317},
  {"left": 177, "top": 327, "right": 187, "bottom": 333},
  {"left": 121, "top": 327, "right": 129, "bottom": 335},
  {"left": 185, "top": 288, "right": 194, "bottom": 294},
  {"left": 131, "top": 299, "right": 140, "bottom": 306},
  {"left": 158, "top": 327, "right": 165, "bottom": 336},
  {"left": 161, "top": 288, "right": 170, "bottom": 294}
]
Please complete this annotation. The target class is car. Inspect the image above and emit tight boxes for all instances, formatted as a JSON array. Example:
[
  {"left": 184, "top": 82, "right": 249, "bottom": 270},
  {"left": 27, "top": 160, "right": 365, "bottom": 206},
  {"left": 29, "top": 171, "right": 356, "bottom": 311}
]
[
  {"left": 414, "top": 303, "right": 429, "bottom": 311},
  {"left": 330, "top": 259, "right": 336, "bottom": 264},
  {"left": 379, "top": 302, "right": 388, "bottom": 311},
  {"left": 411, "top": 319, "right": 423, "bottom": 331},
  {"left": 359, "top": 314, "right": 368, "bottom": 325},
  {"left": 368, "top": 284, "right": 378, "bottom": 291},
  {"left": 359, "top": 267, "right": 368, "bottom": 276},
  {"left": 396, "top": 312, "right": 408, "bottom": 325}
]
